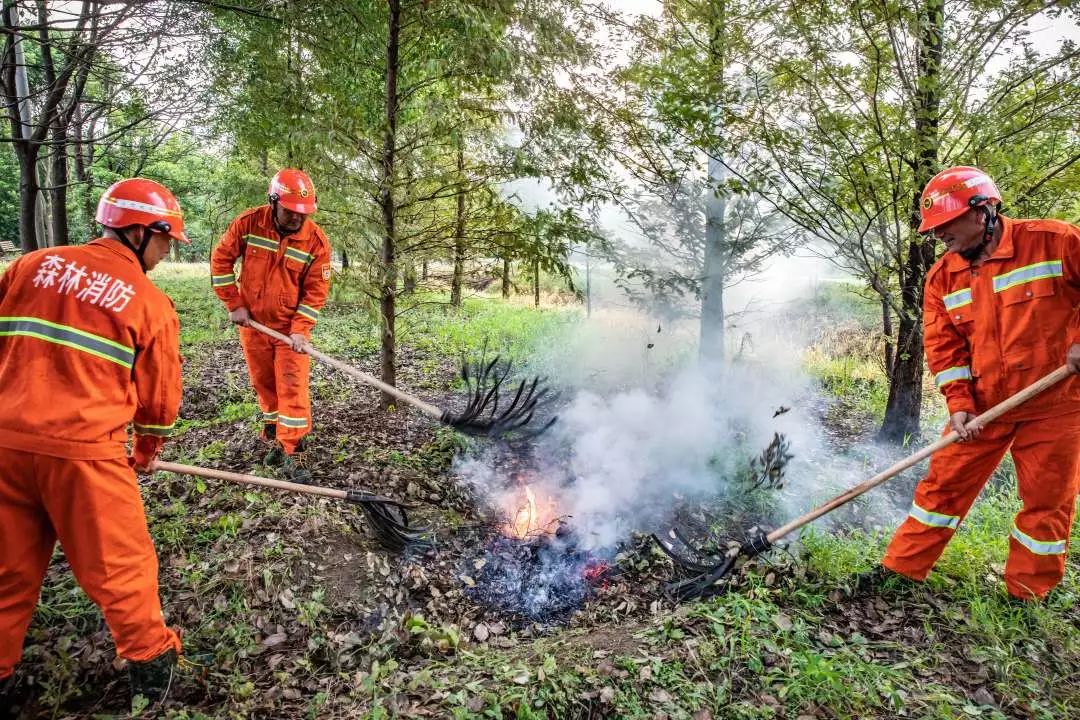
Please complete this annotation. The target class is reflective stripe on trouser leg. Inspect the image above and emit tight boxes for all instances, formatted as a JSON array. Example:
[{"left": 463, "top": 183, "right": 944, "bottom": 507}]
[
  {"left": 239, "top": 326, "right": 280, "bottom": 435},
  {"left": 274, "top": 342, "right": 311, "bottom": 454},
  {"left": 38, "top": 455, "right": 181, "bottom": 662},
  {"left": 1005, "top": 412, "right": 1080, "bottom": 599},
  {"left": 0, "top": 448, "right": 56, "bottom": 678},
  {"left": 884, "top": 421, "right": 1014, "bottom": 580}
]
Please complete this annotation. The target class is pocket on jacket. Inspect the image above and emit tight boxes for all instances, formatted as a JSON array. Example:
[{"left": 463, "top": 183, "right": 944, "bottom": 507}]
[{"left": 1000, "top": 278, "right": 1055, "bottom": 306}]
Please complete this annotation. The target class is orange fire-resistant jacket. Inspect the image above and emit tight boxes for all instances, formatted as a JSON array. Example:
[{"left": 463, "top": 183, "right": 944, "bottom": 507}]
[
  {"left": 0, "top": 238, "right": 182, "bottom": 461},
  {"left": 210, "top": 206, "right": 331, "bottom": 337},
  {"left": 924, "top": 216, "right": 1080, "bottom": 421}
]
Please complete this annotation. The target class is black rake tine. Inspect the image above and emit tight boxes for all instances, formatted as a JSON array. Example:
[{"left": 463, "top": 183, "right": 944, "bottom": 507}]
[
  {"left": 671, "top": 526, "right": 722, "bottom": 561},
  {"left": 652, "top": 531, "right": 725, "bottom": 572},
  {"left": 493, "top": 376, "right": 533, "bottom": 420},
  {"left": 651, "top": 532, "right": 717, "bottom": 573}
]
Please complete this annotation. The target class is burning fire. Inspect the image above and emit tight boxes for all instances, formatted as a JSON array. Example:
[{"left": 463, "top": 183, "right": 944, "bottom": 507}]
[{"left": 502, "top": 484, "right": 561, "bottom": 539}]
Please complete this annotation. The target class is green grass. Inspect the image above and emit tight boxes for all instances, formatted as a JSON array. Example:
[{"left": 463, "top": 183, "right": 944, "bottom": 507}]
[{"left": 18, "top": 261, "right": 1080, "bottom": 718}]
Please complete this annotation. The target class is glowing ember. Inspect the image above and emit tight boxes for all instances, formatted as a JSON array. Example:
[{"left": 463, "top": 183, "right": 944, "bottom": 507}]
[{"left": 502, "top": 484, "right": 560, "bottom": 539}]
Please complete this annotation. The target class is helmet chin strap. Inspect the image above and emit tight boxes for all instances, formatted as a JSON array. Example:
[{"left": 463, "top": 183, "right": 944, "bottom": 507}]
[
  {"left": 269, "top": 193, "right": 291, "bottom": 237},
  {"left": 958, "top": 197, "right": 998, "bottom": 263},
  {"left": 108, "top": 225, "right": 155, "bottom": 272}
]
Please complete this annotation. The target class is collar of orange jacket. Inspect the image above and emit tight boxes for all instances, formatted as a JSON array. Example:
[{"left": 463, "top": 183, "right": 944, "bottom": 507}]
[
  {"left": 89, "top": 236, "right": 145, "bottom": 269},
  {"left": 941, "top": 215, "right": 1015, "bottom": 273}
]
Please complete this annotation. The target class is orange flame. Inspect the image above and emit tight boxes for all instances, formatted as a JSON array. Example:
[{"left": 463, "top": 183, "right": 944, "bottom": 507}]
[{"left": 503, "top": 484, "right": 559, "bottom": 539}]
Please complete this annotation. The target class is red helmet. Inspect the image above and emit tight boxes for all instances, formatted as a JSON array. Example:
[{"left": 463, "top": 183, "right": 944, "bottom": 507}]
[
  {"left": 96, "top": 178, "right": 190, "bottom": 244},
  {"left": 918, "top": 166, "right": 1001, "bottom": 233},
  {"left": 268, "top": 168, "right": 317, "bottom": 214}
]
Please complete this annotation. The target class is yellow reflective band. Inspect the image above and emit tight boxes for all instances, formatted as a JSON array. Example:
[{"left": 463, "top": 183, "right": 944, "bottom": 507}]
[
  {"left": 211, "top": 273, "right": 236, "bottom": 287},
  {"left": 943, "top": 288, "right": 972, "bottom": 310},
  {"left": 297, "top": 304, "right": 319, "bottom": 321},
  {"left": 935, "top": 366, "right": 972, "bottom": 388},
  {"left": 284, "top": 246, "right": 313, "bottom": 266},
  {"left": 133, "top": 422, "right": 175, "bottom": 438},
  {"left": 1011, "top": 524, "right": 1066, "bottom": 555},
  {"left": 0, "top": 316, "right": 134, "bottom": 368},
  {"left": 278, "top": 414, "right": 308, "bottom": 428},
  {"left": 992, "top": 260, "right": 1062, "bottom": 293},
  {"left": 908, "top": 501, "right": 960, "bottom": 529},
  {"left": 245, "top": 234, "right": 279, "bottom": 252}
]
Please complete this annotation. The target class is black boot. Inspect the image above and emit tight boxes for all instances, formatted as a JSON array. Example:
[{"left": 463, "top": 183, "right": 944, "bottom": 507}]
[
  {"left": 280, "top": 452, "right": 313, "bottom": 485},
  {"left": 263, "top": 443, "right": 286, "bottom": 468},
  {"left": 128, "top": 648, "right": 177, "bottom": 709}
]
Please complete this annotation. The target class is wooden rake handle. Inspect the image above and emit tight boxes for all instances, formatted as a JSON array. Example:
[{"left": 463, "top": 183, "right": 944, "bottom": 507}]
[
  {"left": 152, "top": 460, "right": 351, "bottom": 500},
  {"left": 246, "top": 320, "right": 443, "bottom": 420},
  {"left": 766, "top": 364, "right": 1074, "bottom": 544}
]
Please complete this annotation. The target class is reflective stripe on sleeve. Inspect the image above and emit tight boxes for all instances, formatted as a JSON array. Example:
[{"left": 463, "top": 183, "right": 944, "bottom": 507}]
[
  {"left": 992, "top": 260, "right": 1063, "bottom": 293},
  {"left": 133, "top": 422, "right": 175, "bottom": 438},
  {"left": 935, "top": 366, "right": 972, "bottom": 388},
  {"left": 1011, "top": 524, "right": 1067, "bottom": 555},
  {"left": 908, "top": 502, "right": 960, "bottom": 529},
  {"left": 0, "top": 316, "right": 135, "bottom": 369}
]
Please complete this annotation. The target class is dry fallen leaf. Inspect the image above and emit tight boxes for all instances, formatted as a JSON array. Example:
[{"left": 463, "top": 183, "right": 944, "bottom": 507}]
[
  {"left": 262, "top": 633, "right": 287, "bottom": 647},
  {"left": 648, "top": 688, "right": 673, "bottom": 704}
]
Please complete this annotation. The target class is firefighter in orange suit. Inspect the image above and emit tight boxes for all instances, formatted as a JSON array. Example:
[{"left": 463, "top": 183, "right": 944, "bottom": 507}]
[
  {"left": 878, "top": 166, "right": 1080, "bottom": 600},
  {"left": 0, "top": 179, "right": 187, "bottom": 710},
  {"left": 211, "top": 168, "right": 331, "bottom": 485}
]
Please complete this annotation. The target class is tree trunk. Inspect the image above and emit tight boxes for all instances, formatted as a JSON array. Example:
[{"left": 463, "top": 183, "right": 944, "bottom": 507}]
[
  {"left": 502, "top": 256, "right": 510, "bottom": 298},
  {"left": 700, "top": 154, "right": 727, "bottom": 364},
  {"left": 6, "top": 3, "right": 38, "bottom": 252},
  {"left": 403, "top": 261, "right": 416, "bottom": 294},
  {"left": 533, "top": 254, "right": 540, "bottom": 308},
  {"left": 450, "top": 144, "right": 466, "bottom": 307},
  {"left": 878, "top": 0, "right": 943, "bottom": 443},
  {"left": 341, "top": 248, "right": 349, "bottom": 270},
  {"left": 422, "top": 259, "right": 428, "bottom": 281},
  {"left": 48, "top": 125, "right": 70, "bottom": 247},
  {"left": 16, "top": 148, "right": 39, "bottom": 252},
  {"left": 882, "top": 297, "right": 894, "bottom": 377},
  {"left": 377, "top": 0, "right": 402, "bottom": 409}
]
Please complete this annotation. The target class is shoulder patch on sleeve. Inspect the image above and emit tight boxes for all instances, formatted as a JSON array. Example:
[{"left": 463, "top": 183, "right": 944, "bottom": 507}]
[{"left": 322, "top": 264, "right": 331, "bottom": 280}]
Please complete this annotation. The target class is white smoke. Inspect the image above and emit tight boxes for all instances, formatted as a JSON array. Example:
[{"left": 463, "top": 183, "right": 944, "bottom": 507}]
[{"left": 455, "top": 254, "right": 914, "bottom": 551}]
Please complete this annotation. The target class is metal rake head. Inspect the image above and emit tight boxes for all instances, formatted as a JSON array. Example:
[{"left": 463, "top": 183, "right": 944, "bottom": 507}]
[
  {"left": 653, "top": 526, "right": 772, "bottom": 601},
  {"left": 346, "top": 490, "right": 432, "bottom": 552},
  {"left": 441, "top": 356, "right": 557, "bottom": 439}
]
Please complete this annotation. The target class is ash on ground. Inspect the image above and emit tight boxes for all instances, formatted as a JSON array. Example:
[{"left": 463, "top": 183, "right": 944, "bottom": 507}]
[{"left": 464, "top": 526, "right": 613, "bottom": 624}]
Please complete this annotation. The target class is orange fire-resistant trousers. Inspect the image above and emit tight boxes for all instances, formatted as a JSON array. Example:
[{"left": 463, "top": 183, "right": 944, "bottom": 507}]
[
  {"left": 0, "top": 448, "right": 181, "bottom": 679},
  {"left": 883, "top": 411, "right": 1080, "bottom": 600},
  {"left": 239, "top": 325, "right": 311, "bottom": 454}
]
